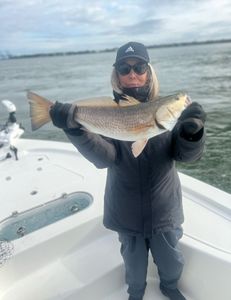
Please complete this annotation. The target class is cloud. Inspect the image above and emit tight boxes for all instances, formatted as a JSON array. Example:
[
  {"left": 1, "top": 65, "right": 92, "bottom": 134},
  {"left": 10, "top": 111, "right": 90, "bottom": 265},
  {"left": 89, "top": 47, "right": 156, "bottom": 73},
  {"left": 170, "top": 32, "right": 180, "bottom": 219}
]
[
  {"left": 0, "top": 0, "right": 231, "bottom": 55},
  {"left": 120, "top": 19, "right": 163, "bottom": 35}
]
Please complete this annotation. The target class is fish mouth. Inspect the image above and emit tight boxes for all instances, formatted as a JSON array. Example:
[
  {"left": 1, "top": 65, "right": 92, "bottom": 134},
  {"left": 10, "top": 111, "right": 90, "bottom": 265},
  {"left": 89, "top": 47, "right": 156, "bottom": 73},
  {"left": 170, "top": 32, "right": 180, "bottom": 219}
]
[
  {"left": 167, "top": 107, "right": 176, "bottom": 118},
  {"left": 185, "top": 95, "right": 192, "bottom": 106}
]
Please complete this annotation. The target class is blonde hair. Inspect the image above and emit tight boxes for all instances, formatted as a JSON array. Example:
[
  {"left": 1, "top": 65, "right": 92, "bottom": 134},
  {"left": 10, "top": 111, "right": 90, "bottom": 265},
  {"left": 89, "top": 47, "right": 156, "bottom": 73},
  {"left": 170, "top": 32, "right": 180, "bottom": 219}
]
[{"left": 111, "top": 63, "right": 159, "bottom": 101}]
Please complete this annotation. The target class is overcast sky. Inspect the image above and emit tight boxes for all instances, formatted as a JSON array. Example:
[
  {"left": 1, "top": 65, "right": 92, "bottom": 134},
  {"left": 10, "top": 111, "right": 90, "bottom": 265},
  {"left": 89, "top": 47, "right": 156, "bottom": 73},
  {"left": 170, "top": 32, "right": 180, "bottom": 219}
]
[{"left": 1, "top": 0, "right": 231, "bottom": 55}]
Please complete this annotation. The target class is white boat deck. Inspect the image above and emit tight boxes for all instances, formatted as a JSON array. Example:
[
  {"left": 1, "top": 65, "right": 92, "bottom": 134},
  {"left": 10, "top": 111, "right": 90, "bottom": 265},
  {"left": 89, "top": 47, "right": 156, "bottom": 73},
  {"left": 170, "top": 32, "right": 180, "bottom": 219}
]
[{"left": 0, "top": 139, "right": 230, "bottom": 300}]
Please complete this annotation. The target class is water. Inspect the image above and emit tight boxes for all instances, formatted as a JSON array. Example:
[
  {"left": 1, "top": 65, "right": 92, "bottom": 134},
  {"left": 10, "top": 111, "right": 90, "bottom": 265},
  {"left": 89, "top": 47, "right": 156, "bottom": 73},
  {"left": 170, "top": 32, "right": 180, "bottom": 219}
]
[{"left": 0, "top": 43, "right": 230, "bottom": 193}]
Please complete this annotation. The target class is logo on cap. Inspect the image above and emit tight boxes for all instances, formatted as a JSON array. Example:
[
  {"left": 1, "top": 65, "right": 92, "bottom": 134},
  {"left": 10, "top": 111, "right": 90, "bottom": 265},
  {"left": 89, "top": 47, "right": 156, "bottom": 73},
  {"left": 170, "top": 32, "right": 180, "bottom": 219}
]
[{"left": 125, "top": 46, "right": 135, "bottom": 53}]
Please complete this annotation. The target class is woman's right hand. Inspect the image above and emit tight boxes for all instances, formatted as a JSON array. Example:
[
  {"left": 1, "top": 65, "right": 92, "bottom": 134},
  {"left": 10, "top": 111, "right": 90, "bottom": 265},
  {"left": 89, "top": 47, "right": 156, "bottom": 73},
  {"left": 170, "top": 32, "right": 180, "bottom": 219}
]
[
  {"left": 49, "top": 102, "right": 80, "bottom": 129},
  {"left": 49, "top": 102, "right": 71, "bottom": 129}
]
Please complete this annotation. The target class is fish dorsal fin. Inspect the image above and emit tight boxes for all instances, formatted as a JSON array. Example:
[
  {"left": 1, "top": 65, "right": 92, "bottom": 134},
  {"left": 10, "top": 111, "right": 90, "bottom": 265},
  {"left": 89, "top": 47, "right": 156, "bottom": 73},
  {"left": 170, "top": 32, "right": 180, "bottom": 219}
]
[
  {"left": 73, "top": 95, "right": 140, "bottom": 108},
  {"left": 74, "top": 96, "right": 118, "bottom": 107},
  {"left": 118, "top": 95, "right": 140, "bottom": 107}
]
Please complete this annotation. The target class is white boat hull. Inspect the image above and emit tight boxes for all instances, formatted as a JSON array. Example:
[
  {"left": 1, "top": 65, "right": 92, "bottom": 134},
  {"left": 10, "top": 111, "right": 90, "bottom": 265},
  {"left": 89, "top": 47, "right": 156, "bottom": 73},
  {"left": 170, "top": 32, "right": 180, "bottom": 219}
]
[{"left": 0, "top": 139, "right": 230, "bottom": 300}]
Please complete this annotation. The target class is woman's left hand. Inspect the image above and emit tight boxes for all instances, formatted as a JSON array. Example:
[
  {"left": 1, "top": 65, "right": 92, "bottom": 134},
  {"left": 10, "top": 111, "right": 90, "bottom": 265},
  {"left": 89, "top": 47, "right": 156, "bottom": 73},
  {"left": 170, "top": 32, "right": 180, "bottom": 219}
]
[
  {"left": 178, "top": 102, "right": 206, "bottom": 140},
  {"left": 179, "top": 102, "right": 206, "bottom": 123}
]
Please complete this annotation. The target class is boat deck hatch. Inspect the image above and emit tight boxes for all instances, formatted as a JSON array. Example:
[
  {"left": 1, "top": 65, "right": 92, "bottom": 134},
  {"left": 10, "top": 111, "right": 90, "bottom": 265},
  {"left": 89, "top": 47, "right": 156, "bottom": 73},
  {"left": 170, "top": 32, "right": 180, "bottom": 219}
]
[{"left": 0, "top": 192, "right": 93, "bottom": 241}]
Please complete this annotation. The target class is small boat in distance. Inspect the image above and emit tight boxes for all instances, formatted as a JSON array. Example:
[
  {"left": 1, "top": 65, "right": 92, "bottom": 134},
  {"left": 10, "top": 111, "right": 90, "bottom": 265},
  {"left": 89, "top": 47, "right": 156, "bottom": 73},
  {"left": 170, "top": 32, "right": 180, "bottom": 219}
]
[{"left": 0, "top": 101, "right": 230, "bottom": 300}]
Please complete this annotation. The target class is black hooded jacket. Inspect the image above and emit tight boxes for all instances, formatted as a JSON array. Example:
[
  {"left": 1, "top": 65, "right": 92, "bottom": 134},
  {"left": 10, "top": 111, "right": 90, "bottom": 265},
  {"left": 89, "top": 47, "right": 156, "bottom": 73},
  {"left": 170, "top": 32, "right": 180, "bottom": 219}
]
[{"left": 65, "top": 122, "right": 205, "bottom": 237}]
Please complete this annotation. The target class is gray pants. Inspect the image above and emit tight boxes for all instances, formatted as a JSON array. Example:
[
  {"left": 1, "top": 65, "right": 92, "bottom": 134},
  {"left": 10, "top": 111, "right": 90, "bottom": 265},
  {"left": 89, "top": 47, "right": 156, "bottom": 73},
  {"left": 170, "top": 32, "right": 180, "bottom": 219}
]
[{"left": 118, "top": 227, "right": 184, "bottom": 299}]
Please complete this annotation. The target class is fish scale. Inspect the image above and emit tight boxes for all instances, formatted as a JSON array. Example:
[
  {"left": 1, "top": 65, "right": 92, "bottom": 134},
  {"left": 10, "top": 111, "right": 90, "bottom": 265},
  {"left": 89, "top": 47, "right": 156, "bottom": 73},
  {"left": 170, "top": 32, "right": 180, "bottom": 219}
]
[{"left": 76, "top": 104, "right": 156, "bottom": 138}]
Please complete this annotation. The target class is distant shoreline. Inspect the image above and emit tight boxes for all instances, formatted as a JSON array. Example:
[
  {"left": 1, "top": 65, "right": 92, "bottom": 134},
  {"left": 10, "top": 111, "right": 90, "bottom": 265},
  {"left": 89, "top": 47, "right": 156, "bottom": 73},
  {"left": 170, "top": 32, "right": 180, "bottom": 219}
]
[{"left": 1, "top": 38, "right": 231, "bottom": 60}]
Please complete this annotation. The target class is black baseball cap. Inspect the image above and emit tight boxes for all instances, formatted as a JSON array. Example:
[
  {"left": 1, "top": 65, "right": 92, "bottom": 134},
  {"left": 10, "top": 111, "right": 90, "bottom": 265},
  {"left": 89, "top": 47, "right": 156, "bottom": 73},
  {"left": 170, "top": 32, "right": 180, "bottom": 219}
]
[{"left": 114, "top": 41, "right": 150, "bottom": 66}]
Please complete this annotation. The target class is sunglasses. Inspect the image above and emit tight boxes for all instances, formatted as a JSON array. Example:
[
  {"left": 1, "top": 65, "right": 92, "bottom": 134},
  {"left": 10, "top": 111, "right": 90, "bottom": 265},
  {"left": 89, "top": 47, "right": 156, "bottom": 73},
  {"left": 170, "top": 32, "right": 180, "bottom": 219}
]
[{"left": 116, "top": 62, "right": 148, "bottom": 76}]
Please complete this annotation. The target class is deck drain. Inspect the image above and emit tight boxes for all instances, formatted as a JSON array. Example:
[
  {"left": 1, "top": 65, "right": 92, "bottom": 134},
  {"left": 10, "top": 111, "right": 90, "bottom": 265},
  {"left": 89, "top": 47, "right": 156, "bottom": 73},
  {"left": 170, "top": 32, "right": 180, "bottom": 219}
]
[
  {"left": 17, "top": 226, "right": 26, "bottom": 237},
  {"left": 30, "top": 190, "right": 38, "bottom": 195}
]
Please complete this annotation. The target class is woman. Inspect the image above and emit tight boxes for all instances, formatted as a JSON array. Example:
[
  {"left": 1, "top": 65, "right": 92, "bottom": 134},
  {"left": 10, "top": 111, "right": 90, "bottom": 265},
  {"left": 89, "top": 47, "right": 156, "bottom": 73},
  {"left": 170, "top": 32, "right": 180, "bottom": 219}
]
[{"left": 50, "top": 42, "right": 206, "bottom": 300}]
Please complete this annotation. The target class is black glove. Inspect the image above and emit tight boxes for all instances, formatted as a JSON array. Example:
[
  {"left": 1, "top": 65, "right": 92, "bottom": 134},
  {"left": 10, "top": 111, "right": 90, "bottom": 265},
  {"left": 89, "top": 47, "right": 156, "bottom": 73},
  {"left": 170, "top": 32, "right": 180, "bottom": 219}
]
[
  {"left": 49, "top": 102, "right": 72, "bottom": 129},
  {"left": 179, "top": 102, "right": 206, "bottom": 123},
  {"left": 178, "top": 102, "right": 206, "bottom": 140}
]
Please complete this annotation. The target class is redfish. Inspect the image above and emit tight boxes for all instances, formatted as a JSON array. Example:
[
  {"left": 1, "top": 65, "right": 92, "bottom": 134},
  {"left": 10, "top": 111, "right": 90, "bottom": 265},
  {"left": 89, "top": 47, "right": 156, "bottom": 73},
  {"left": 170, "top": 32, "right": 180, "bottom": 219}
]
[{"left": 27, "top": 91, "right": 190, "bottom": 157}]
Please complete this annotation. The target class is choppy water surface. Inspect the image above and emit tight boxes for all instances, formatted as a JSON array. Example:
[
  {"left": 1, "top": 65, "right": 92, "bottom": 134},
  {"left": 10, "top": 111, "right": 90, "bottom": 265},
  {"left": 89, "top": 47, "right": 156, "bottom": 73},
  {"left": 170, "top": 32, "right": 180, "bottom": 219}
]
[{"left": 0, "top": 42, "right": 230, "bottom": 193}]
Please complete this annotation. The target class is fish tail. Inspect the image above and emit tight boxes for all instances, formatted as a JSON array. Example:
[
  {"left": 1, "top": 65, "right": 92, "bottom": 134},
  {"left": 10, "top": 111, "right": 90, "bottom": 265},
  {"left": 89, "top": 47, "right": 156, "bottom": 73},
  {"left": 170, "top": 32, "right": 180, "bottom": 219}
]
[{"left": 27, "top": 91, "right": 53, "bottom": 131}]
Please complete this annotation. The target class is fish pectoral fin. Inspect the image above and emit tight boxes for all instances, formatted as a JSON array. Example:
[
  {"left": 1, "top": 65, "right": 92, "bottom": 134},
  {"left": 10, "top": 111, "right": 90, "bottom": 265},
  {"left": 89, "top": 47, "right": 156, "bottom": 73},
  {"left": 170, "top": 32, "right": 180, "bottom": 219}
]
[
  {"left": 131, "top": 139, "right": 148, "bottom": 158},
  {"left": 118, "top": 95, "right": 140, "bottom": 107}
]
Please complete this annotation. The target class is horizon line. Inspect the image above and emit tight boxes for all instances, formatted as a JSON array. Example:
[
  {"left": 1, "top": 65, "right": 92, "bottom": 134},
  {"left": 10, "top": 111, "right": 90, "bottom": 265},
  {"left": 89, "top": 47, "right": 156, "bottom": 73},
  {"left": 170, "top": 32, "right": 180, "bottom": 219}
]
[{"left": 1, "top": 38, "right": 231, "bottom": 60}]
